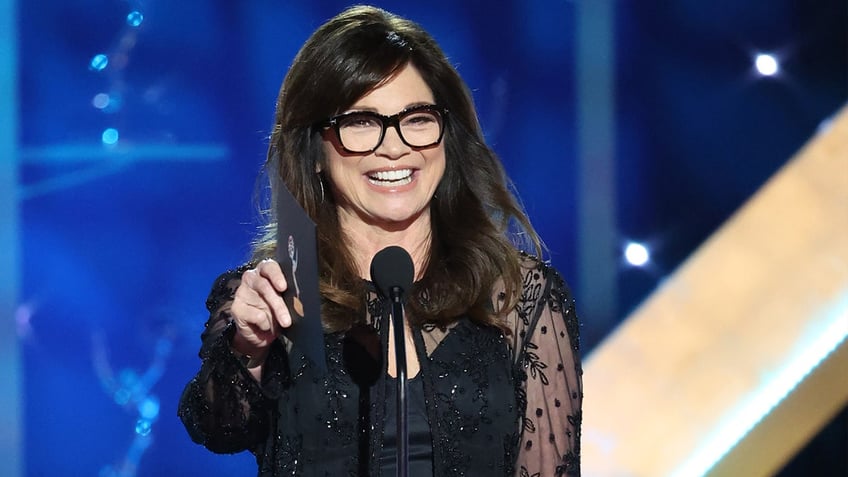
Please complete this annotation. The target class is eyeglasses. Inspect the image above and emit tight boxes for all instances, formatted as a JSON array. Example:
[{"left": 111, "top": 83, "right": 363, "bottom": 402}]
[{"left": 318, "top": 104, "right": 448, "bottom": 153}]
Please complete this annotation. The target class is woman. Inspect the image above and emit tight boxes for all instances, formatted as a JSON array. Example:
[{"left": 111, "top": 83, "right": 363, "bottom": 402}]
[{"left": 179, "top": 5, "right": 582, "bottom": 476}]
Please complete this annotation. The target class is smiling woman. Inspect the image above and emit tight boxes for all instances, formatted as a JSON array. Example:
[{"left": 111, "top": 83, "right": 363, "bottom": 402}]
[
  {"left": 178, "top": 5, "right": 582, "bottom": 476},
  {"left": 321, "top": 64, "right": 447, "bottom": 261}
]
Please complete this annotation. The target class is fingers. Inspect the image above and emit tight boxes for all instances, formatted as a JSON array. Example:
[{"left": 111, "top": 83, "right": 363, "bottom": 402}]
[
  {"left": 231, "top": 259, "right": 293, "bottom": 345},
  {"left": 255, "top": 258, "right": 287, "bottom": 292},
  {"left": 253, "top": 259, "right": 292, "bottom": 329}
]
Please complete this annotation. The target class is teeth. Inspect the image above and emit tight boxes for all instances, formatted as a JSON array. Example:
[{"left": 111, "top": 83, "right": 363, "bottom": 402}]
[{"left": 368, "top": 169, "right": 413, "bottom": 184}]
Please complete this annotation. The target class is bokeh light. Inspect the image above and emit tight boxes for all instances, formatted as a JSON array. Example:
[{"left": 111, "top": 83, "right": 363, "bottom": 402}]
[
  {"left": 754, "top": 53, "right": 779, "bottom": 76},
  {"left": 135, "top": 419, "right": 153, "bottom": 436},
  {"left": 138, "top": 397, "right": 160, "bottom": 420},
  {"left": 127, "top": 11, "right": 144, "bottom": 27},
  {"left": 624, "top": 241, "right": 650, "bottom": 267},
  {"left": 92, "top": 93, "right": 110, "bottom": 110},
  {"left": 89, "top": 53, "right": 109, "bottom": 72},
  {"left": 101, "top": 128, "right": 119, "bottom": 145}
]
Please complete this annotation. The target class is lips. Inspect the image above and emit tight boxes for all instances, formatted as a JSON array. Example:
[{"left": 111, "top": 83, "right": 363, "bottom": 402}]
[{"left": 367, "top": 168, "right": 414, "bottom": 186}]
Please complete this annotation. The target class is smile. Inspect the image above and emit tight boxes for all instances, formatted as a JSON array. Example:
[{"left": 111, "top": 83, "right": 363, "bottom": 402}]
[{"left": 367, "top": 168, "right": 414, "bottom": 186}]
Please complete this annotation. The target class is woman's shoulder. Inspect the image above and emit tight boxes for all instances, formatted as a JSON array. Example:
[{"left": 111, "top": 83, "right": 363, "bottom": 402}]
[
  {"left": 512, "top": 250, "right": 580, "bottom": 350},
  {"left": 515, "top": 250, "right": 566, "bottom": 287}
]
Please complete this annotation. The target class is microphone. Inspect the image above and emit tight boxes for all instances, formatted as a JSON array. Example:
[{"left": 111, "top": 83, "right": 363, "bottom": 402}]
[
  {"left": 370, "top": 245, "right": 414, "bottom": 303},
  {"left": 369, "top": 246, "right": 414, "bottom": 477}
]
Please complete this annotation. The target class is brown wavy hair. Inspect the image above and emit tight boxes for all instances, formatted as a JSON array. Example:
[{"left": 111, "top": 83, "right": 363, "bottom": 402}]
[{"left": 252, "top": 5, "right": 541, "bottom": 332}]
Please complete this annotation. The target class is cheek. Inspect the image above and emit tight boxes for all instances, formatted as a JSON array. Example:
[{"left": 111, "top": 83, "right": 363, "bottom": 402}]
[
  {"left": 428, "top": 151, "right": 447, "bottom": 181},
  {"left": 322, "top": 144, "right": 353, "bottom": 183},
  {"left": 325, "top": 159, "right": 365, "bottom": 199}
]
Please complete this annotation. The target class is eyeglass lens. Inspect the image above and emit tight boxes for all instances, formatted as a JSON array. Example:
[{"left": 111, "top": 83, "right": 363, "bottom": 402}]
[{"left": 337, "top": 109, "right": 443, "bottom": 152}]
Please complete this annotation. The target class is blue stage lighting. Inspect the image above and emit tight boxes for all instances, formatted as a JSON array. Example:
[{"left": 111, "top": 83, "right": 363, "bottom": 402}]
[
  {"left": 138, "top": 396, "right": 160, "bottom": 420},
  {"left": 89, "top": 53, "right": 109, "bottom": 72},
  {"left": 102, "top": 128, "right": 119, "bottom": 145},
  {"left": 126, "top": 11, "right": 144, "bottom": 27},
  {"left": 113, "top": 388, "right": 131, "bottom": 406},
  {"left": 92, "top": 93, "right": 110, "bottom": 110},
  {"left": 134, "top": 418, "right": 153, "bottom": 436}
]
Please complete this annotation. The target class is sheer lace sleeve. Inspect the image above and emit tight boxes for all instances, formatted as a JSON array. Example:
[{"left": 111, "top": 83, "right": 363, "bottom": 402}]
[
  {"left": 178, "top": 265, "right": 288, "bottom": 454},
  {"left": 509, "top": 257, "right": 583, "bottom": 476}
]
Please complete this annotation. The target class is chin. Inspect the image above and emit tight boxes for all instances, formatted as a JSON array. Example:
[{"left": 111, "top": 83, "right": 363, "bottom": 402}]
[{"left": 371, "top": 207, "right": 427, "bottom": 226}]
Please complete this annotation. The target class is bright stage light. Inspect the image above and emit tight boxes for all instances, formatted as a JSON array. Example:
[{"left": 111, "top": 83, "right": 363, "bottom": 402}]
[
  {"left": 624, "top": 241, "right": 650, "bottom": 267},
  {"left": 754, "top": 53, "right": 779, "bottom": 77}
]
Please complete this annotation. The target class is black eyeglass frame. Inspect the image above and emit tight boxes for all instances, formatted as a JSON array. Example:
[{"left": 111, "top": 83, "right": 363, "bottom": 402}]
[{"left": 317, "top": 104, "right": 449, "bottom": 154}]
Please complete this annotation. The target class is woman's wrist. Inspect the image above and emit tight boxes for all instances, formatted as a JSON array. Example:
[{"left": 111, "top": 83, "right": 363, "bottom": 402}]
[{"left": 230, "top": 329, "right": 270, "bottom": 368}]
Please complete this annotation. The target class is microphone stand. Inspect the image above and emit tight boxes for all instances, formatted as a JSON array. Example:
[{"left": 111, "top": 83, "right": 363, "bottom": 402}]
[
  {"left": 389, "top": 285, "right": 408, "bottom": 477},
  {"left": 370, "top": 245, "right": 414, "bottom": 477}
]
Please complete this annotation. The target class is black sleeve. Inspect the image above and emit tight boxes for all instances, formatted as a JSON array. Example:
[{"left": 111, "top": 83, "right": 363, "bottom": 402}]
[
  {"left": 177, "top": 266, "right": 288, "bottom": 454},
  {"left": 510, "top": 258, "right": 583, "bottom": 476}
]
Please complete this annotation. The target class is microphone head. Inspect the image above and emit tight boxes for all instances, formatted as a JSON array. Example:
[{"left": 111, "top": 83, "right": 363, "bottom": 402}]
[{"left": 370, "top": 246, "right": 415, "bottom": 300}]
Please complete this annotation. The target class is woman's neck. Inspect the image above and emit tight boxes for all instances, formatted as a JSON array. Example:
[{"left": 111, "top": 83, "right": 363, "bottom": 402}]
[{"left": 338, "top": 209, "right": 433, "bottom": 281}]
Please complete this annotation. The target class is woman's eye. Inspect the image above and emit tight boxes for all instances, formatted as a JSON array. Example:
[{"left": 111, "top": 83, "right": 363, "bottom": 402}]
[
  {"left": 402, "top": 113, "right": 437, "bottom": 127},
  {"left": 342, "top": 115, "right": 379, "bottom": 128}
]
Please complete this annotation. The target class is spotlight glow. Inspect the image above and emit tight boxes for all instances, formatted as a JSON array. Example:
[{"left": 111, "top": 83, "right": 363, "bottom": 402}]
[
  {"left": 89, "top": 53, "right": 109, "bottom": 72},
  {"left": 754, "top": 53, "right": 779, "bottom": 76},
  {"left": 624, "top": 242, "right": 650, "bottom": 267},
  {"left": 101, "top": 128, "right": 119, "bottom": 145}
]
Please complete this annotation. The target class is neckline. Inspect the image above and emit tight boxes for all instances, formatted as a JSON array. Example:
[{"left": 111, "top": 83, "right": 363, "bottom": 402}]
[{"left": 386, "top": 372, "right": 422, "bottom": 381}]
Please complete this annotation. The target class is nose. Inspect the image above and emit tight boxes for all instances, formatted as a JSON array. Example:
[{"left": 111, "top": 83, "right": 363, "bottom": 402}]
[{"left": 375, "top": 124, "right": 409, "bottom": 159}]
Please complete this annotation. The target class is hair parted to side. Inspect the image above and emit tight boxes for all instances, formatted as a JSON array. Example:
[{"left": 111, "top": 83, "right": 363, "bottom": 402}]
[{"left": 252, "top": 5, "right": 542, "bottom": 332}]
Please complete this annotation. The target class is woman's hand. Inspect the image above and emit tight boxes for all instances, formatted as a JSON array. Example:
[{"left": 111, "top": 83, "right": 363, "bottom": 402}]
[{"left": 230, "top": 259, "right": 292, "bottom": 362}]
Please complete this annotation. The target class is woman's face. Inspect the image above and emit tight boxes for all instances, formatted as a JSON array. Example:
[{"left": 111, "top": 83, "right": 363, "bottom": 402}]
[{"left": 321, "top": 63, "right": 446, "bottom": 232}]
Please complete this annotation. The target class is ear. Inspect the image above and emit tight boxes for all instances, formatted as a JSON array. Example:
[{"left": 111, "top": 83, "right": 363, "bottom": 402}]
[{"left": 315, "top": 163, "right": 322, "bottom": 173}]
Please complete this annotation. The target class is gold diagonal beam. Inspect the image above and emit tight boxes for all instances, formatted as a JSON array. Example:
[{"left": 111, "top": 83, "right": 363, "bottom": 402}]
[{"left": 582, "top": 105, "right": 848, "bottom": 477}]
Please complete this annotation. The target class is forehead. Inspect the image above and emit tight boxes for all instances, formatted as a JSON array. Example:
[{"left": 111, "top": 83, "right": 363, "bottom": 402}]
[{"left": 349, "top": 64, "right": 435, "bottom": 112}]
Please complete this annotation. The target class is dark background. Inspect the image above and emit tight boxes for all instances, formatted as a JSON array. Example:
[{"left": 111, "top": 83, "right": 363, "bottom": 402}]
[{"left": 14, "top": 0, "right": 846, "bottom": 475}]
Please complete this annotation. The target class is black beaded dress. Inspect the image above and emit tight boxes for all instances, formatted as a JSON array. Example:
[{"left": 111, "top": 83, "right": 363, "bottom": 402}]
[{"left": 178, "top": 255, "right": 582, "bottom": 476}]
